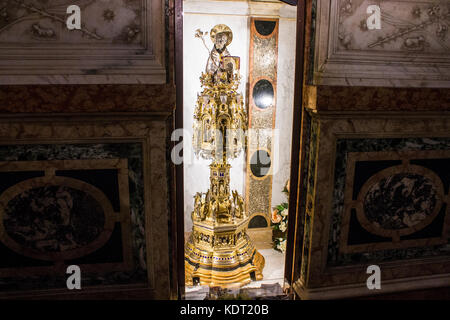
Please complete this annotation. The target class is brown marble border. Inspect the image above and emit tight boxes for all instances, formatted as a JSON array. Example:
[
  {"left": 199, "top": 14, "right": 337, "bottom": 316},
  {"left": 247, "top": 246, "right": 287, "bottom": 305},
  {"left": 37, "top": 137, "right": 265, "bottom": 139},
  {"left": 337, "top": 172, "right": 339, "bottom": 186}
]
[
  {"left": 306, "top": 85, "right": 450, "bottom": 112},
  {"left": 0, "top": 84, "right": 176, "bottom": 114}
]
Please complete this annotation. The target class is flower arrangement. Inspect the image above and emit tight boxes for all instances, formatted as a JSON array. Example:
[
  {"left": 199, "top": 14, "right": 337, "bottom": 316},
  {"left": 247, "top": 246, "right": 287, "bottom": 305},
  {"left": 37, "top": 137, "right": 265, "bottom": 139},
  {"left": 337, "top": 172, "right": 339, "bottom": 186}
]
[{"left": 271, "top": 180, "right": 289, "bottom": 253}]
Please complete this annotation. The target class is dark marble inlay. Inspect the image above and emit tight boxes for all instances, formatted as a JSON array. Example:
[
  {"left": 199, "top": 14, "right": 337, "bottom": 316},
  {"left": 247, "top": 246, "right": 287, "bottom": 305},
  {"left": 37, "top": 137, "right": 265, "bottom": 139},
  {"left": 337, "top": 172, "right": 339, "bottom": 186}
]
[
  {"left": 4, "top": 186, "right": 105, "bottom": 253},
  {"left": 410, "top": 159, "right": 450, "bottom": 194},
  {"left": 0, "top": 143, "right": 147, "bottom": 291},
  {"left": 301, "top": 213, "right": 312, "bottom": 280},
  {"left": 353, "top": 160, "right": 402, "bottom": 200},
  {"left": 255, "top": 20, "right": 276, "bottom": 36},
  {"left": 0, "top": 241, "right": 54, "bottom": 268},
  {"left": 327, "top": 137, "right": 450, "bottom": 267},
  {"left": 56, "top": 169, "right": 120, "bottom": 212},
  {"left": 300, "top": 118, "right": 319, "bottom": 280},
  {"left": 363, "top": 173, "right": 437, "bottom": 230},
  {"left": 67, "top": 222, "right": 124, "bottom": 265},
  {"left": 347, "top": 209, "right": 390, "bottom": 245},
  {"left": 250, "top": 150, "right": 271, "bottom": 178},
  {"left": 401, "top": 204, "right": 447, "bottom": 241},
  {"left": 253, "top": 79, "right": 274, "bottom": 109},
  {"left": 0, "top": 171, "right": 44, "bottom": 195}
]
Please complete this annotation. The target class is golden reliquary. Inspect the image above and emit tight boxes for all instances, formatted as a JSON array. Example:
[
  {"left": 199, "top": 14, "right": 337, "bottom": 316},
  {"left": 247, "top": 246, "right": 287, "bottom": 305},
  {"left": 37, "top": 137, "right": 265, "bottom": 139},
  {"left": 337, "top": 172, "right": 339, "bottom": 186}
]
[{"left": 185, "top": 24, "right": 264, "bottom": 287}]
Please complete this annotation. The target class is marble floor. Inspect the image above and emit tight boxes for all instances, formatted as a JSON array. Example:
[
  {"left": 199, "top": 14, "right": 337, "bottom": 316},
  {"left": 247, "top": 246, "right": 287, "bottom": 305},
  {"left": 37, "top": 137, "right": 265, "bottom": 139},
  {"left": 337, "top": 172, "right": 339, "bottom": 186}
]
[
  {"left": 242, "top": 248, "right": 285, "bottom": 288},
  {"left": 185, "top": 248, "right": 286, "bottom": 299}
]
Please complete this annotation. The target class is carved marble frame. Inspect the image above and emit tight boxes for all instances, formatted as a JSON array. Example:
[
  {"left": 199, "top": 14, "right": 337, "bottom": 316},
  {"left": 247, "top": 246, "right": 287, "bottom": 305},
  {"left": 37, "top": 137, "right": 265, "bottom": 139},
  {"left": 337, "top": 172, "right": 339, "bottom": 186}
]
[
  {"left": 0, "top": 113, "right": 172, "bottom": 299},
  {"left": 294, "top": 110, "right": 450, "bottom": 299},
  {"left": 0, "top": 0, "right": 166, "bottom": 85},
  {"left": 0, "top": 159, "right": 134, "bottom": 275},
  {"left": 313, "top": 0, "right": 450, "bottom": 87}
]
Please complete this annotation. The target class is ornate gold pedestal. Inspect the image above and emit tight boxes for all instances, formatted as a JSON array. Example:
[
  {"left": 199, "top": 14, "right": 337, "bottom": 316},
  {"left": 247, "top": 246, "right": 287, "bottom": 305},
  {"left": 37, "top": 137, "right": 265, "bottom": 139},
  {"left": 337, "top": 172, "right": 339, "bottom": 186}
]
[
  {"left": 185, "top": 164, "right": 264, "bottom": 287},
  {"left": 185, "top": 24, "right": 264, "bottom": 288},
  {"left": 185, "top": 220, "right": 265, "bottom": 287}
]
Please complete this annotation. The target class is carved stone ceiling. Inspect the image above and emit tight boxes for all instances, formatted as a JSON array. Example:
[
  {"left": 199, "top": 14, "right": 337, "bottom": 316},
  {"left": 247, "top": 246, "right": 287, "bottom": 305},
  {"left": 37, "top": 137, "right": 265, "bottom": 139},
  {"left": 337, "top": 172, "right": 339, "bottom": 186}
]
[
  {"left": 313, "top": 0, "right": 450, "bottom": 87},
  {"left": 0, "top": 0, "right": 143, "bottom": 46},
  {"left": 338, "top": 0, "right": 449, "bottom": 53},
  {"left": 0, "top": 0, "right": 166, "bottom": 84}
]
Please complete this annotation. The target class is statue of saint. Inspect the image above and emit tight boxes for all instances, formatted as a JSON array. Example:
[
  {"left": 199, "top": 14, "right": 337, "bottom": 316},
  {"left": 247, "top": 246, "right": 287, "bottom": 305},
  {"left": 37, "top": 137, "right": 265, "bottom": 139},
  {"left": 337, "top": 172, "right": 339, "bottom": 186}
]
[{"left": 206, "top": 24, "right": 233, "bottom": 82}]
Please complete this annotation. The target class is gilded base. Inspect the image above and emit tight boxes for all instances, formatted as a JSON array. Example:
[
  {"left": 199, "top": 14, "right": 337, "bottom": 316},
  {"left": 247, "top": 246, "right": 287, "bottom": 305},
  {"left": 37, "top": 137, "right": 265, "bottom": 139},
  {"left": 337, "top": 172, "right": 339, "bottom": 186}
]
[
  {"left": 185, "top": 226, "right": 265, "bottom": 288},
  {"left": 185, "top": 162, "right": 265, "bottom": 288}
]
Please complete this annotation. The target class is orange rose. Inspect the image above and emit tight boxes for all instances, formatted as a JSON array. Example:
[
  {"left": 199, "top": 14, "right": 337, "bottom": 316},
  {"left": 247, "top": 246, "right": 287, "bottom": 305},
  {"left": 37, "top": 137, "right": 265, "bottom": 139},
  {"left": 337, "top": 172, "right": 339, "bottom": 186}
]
[{"left": 271, "top": 209, "right": 282, "bottom": 224}]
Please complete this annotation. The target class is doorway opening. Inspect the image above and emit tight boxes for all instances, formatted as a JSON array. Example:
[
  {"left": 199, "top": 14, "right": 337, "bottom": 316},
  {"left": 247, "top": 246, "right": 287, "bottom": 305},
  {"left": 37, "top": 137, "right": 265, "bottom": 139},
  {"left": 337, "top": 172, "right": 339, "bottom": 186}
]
[{"left": 179, "top": 0, "right": 300, "bottom": 300}]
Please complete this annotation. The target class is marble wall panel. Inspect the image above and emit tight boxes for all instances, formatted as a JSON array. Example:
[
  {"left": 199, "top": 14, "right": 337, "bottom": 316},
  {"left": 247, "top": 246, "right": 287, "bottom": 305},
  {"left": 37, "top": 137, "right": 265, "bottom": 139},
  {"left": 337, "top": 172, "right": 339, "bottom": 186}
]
[
  {"left": 0, "top": 114, "right": 172, "bottom": 299},
  {"left": 294, "top": 110, "right": 450, "bottom": 297}
]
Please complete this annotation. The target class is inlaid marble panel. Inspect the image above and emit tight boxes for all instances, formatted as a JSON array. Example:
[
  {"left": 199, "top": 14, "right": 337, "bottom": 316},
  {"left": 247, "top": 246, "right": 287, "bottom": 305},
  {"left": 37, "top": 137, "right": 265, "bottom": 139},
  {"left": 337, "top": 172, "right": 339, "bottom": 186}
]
[
  {"left": 328, "top": 140, "right": 450, "bottom": 267},
  {"left": 293, "top": 111, "right": 450, "bottom": 297},
  {"left": 0, "top": 114, "right": 172, "bottom": 299},
  {"left": 4, "top": 184, "right": 108, "bottom": 256},
  {"left": 0, "top": 147, "right": 143, "bottom": 291}
]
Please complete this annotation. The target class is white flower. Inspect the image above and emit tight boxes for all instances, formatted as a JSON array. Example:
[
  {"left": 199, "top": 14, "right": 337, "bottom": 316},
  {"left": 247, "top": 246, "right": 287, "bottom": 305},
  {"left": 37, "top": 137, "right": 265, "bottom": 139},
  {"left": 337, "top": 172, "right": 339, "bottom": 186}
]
[
  {"left": 280, "top": 208, "right": 288, "bottom": 217},
  {"left": 277, "top": 239, "right": 286, "bottom": 253},
  {"left": 279, "top": 221, "right": 287, "bottom": 232}
]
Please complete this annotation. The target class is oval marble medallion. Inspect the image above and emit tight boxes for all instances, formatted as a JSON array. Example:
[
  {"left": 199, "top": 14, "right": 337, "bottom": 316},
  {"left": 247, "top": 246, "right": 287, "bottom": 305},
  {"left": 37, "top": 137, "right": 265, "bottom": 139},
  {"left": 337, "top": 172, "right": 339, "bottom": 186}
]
[
  {"left": 250, "top": 150, "right": 271, "bottom": 178},
  {"left": 357, "top": 165, "right": 444, "bottom": 238},
  {"left": 252, "top": 79, "right": 274, "bottom": 110},
  {"left": 0, "top": 176, "right": 115, "bottom": 261}
]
